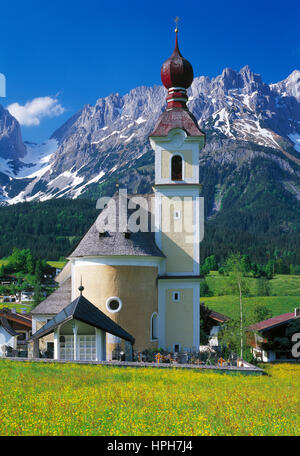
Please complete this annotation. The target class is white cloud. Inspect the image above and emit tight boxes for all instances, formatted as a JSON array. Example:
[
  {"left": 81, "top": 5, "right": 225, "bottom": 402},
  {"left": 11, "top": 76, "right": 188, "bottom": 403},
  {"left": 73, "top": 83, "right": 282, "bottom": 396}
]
[{"left": 7, "top": 96, "right": 65, "bottom": 126}]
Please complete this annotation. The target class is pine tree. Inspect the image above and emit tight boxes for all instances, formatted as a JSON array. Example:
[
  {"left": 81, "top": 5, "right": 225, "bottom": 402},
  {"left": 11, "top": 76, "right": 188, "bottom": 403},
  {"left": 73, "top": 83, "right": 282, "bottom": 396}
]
[
  {"left": 26, "top": 251, "right": 35, "bottom": 275},
  {"left": 32, "top": 260, "right": 43, "bottom": 308}
]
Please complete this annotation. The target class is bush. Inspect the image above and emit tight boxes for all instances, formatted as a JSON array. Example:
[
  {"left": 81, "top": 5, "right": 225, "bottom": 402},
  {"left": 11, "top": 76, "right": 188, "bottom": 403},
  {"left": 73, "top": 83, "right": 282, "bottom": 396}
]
[{"left": 200, "top": 280, "right": 213, "bottom": 297}]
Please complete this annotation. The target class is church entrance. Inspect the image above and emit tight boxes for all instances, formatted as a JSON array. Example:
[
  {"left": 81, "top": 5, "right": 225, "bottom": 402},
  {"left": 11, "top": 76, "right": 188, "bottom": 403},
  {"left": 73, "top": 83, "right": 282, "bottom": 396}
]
[{"left": 59, "top": 334, "right": 96, "bottom": 361}]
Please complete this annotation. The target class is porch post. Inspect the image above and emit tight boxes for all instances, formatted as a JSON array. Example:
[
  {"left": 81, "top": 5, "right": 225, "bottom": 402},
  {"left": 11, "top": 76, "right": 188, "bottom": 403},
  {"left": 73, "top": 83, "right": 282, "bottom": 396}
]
[
  {"left": 54, "top": 325, "right": 60, "bottom": 360},
  {"left": 96, "top": 329, "right": 106, "bottom": 361},
  {"left": 101, "top": 331, "right": 106, "bottom": 361},
  {"left": 72, "top": 321, "right": 78, "bottom": 361},
  {"left": 33, "top": 339, "right": 39, "bottom": 358}
]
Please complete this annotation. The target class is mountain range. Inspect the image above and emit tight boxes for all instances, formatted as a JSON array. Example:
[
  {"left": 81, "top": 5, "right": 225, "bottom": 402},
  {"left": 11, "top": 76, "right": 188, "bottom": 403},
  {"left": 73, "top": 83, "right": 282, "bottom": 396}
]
[{"left": 0, "top": 65, "right": 300, "bottom": 239}]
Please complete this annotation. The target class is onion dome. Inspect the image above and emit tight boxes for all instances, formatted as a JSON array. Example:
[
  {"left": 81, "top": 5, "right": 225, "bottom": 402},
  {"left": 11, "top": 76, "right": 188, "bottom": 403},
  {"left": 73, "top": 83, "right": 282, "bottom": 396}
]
[
  {"left": 150, "top": 27, "right": 205, "bottom": 138},
  {"left": 161, "top": 30, "right": 194, "bottom": 109}
]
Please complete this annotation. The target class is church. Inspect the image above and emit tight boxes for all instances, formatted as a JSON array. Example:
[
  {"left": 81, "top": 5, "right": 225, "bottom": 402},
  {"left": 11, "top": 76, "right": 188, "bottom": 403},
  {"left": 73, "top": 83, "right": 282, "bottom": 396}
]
[{"left": 29, "top": 27, "right": 206, "bottom": 362}]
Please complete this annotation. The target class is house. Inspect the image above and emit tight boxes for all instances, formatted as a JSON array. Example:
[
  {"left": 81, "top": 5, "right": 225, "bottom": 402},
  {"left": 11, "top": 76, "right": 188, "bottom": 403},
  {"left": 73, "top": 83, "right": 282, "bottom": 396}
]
[
  {"left": 30, "top": 28, "right": 206, "bottom": 362},
  {"left": 0, "top": 308, "right": 32, "bottom": 357},
  {"left": 0, "top": 275, "right": 18, "bottom": 286},
  {"left": 247, "top": 308, "right": 300, "bottom": 362},
  {"left": 21, "top": 291, "right": 34, "bottom": 302},
  {"left": 0, "top": 316, "right": 17, "bottom": 356},
  {"left": 207, "top": 310, "right": 229, "bottom": 347}
]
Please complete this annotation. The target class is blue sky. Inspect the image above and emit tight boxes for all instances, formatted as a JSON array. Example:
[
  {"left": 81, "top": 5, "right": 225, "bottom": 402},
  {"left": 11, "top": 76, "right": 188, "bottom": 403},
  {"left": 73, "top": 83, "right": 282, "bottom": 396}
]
[{"left": 1, "top": 0, "right": 299, "bottom": 142}]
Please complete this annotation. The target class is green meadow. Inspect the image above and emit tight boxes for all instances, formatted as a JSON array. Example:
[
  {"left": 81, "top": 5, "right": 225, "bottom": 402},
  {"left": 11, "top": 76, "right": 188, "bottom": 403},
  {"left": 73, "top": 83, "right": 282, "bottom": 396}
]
[
  {"left": 0, "top": 360, "right": 299, "bottom": 436},
  {"left": 203, "top": 272, "right": 300, "bottom": 319}
]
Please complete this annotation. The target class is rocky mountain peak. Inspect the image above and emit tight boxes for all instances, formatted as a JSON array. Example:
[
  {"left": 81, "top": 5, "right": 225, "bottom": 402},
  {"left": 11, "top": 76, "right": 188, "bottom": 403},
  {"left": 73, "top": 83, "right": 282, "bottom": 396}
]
[
  {"left": 0, "top": 104, "right": 26, "bottom": 160},
  {"left": 0, "top": 67, "right": 300, "bottom": 206}
]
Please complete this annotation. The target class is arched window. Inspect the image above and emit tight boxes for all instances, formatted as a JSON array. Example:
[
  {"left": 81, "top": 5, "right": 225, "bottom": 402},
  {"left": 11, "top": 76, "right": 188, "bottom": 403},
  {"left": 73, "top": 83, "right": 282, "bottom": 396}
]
[
  {"left": 151, "top": 313, "right": 159, "bottom": 341},
  {"left": 171, "top": 155, "right": 183, "bottom": 181}
]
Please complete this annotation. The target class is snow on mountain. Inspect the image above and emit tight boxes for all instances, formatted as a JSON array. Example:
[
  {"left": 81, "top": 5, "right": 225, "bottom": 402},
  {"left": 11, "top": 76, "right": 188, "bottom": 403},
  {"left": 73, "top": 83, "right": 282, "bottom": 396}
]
[{"left": 1, "top": 66, "right": 300, "bottom": 205}]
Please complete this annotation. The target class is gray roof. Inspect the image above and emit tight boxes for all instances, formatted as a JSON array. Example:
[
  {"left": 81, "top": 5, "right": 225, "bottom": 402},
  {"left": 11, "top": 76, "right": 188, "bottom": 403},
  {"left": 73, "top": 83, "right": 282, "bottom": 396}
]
[
  {"left": 0, "top": 316, "right": 17, "bottom": 336},
  {"left": 30, "top": 293, "right": 135, "bottom": 344},
  {"left": 31, "top": 278, "right": 71, "bottom": 315},
  {"left": 69, "top": 194, "right": 165, "bottom": 259}
]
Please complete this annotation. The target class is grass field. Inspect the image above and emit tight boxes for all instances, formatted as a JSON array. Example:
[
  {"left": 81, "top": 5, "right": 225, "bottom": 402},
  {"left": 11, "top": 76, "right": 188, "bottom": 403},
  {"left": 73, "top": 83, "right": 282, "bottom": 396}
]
[
  {"left": 46, "top": 261, "right": 67, "bottom": 269},
  {"left": 0, "top": 303, "right": 31, "bottom": 312},
  {"left": 202, "top": 295, "right": 300, "bottom": 319},
  {"left": 0, "top": 258, "right": 9, "bottom": 267},
  {"left": 204, "top": 272, "right": 300, "bottom": 319},
  {"left": 0, "top": 361, "right": 299, "bottom": 436},
  {"left": 206, "top": 272, "right": 300, "bottom": 297},
  {"left": 0, "top": 258, "right": 66, "bottom": 269}
]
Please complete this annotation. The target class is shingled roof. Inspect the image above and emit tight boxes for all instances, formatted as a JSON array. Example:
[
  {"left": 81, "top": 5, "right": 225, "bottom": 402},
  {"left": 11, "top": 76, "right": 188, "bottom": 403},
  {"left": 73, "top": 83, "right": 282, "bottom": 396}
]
[
  {"left": 0, "top": 316, "right": 17, "bottom": 336},
  {"left": 150, "top": 108, "right": 205, "bottom": 137},
  {"left": 30, "top": 278, "right": 71, "bottom": 315},
  {"left": 248, "top": 312, "right": 300, "bottom": 332},
  {"left": 30, "top": 294, "right": 135, "bottom": 344},
  {"left": 69, "top": 194, "right": 165, "bottom": 259}
]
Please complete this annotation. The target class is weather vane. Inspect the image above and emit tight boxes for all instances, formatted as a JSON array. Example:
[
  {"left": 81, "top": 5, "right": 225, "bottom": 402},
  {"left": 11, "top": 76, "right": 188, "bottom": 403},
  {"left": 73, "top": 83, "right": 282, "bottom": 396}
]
[{"left": 174, "top": 16, "right": 180, "bottom": 33}]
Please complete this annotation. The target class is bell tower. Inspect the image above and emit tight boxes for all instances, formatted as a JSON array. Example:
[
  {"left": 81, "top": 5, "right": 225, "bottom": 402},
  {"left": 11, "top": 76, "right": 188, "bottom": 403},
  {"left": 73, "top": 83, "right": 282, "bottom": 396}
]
[{"left": 149, "top": 27, "right": 205, "bottom": 352}]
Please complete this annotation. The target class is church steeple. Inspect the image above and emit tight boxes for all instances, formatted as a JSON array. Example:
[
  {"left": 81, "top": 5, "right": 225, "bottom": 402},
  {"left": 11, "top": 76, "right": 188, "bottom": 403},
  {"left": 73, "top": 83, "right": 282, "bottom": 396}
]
[
  {"left": 160, "top": 28, "right": 194, "bottom": 110},
  {"left": 150, "top": 27, "right": 205, "bottom": 138}
]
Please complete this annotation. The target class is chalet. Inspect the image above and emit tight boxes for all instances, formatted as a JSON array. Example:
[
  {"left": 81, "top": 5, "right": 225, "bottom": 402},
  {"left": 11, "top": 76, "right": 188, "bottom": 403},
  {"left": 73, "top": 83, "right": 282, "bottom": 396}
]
[
  {"left": 248, "top": 308, "right": 300, "bottom": 362},
  {"left": 0, "top": 275, "right": 18, "bottom": 286},
  {"left": 0, "top": 308, "right": 32, "bottom": 357},
  {"left": 207, "top": 309, "right": 229, "bottom": 347},
  {"left": 21, "top": 291, "right": 34, "bottom": 302}
]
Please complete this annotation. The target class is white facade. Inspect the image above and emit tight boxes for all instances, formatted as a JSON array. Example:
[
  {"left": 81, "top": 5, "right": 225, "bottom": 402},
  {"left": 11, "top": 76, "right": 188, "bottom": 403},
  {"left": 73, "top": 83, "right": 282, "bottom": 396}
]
[
  {"left": 53, "top": 320, "right": 106, "bottom": 362},
  {"left": 150, "top": 127, "right": 205, "bottom": 351},
  {"left": 0, "top": 327, "right": 15, "bottom": 356}
]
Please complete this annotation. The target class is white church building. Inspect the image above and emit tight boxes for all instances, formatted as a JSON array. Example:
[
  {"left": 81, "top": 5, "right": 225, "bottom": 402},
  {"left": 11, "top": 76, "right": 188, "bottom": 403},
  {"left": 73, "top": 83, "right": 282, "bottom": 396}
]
[{"left": 29, "top": 28, "right": 206, "bottom": 362}]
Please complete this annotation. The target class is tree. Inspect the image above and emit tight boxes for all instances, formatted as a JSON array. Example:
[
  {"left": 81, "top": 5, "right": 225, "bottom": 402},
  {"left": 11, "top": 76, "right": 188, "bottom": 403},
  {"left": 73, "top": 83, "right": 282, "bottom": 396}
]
[
  {"left": 241, "top": 254, "right": 251, "bottom": 274},
  {"left": 265, "top": 260, "right": 275, "bottom": 279},
  {"left": 200, "top": 303, "right": 214, "bottom": 345},
  {"left": 26, "top": 251, "right": 35, "bottom": 275},
  {"left": 9, "top": 248, "right": 26, "bottom": 271},
  {"left": 249, "top": 305, "right": 272, "bottom": 325},
  {"left": 32, "top": 259, "right": 43, "bottom": 308},
  {"left": 34, "top": 260, "right": 42, "bottom": 283},
  {"left": 33, "top": 281, "right": 43, "bottom": 308},
  {"left": 218, "top": 317, "right": 246, "bottom": 355},
  {"left": 255, "top": 277, "right": 271, "bottom": 297},
  {"left": 223, "top": 253, "right": 250, "bottom": 359},
  {"left": 201, "top": 255, "right": 218, "bottom": 275},
  {"left": 200, "top": 280, "right": 213, "bottom": 297}
]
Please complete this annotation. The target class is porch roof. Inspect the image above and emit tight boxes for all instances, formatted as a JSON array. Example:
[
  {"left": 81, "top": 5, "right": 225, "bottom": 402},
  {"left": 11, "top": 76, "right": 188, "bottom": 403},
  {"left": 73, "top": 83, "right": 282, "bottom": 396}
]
[
  {"left": 29, "top": 294, "right": 135, "bottom": 344},
  {"left": 0, "top": 316, "right": 18, "bottom": 337}
]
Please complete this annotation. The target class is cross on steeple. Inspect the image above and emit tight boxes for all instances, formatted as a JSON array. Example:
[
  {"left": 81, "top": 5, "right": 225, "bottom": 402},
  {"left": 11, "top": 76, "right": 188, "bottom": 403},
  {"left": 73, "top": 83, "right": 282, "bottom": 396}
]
[{"left": 174, "top": 16, "right": 180, "bottom": 32}]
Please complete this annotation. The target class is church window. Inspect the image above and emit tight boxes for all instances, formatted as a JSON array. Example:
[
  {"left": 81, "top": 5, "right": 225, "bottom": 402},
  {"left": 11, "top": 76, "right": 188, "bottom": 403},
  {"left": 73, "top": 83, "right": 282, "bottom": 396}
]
[
  {"left": 171, "top": 155, "right": 183, "bottom": 181},
  {"left": 172, "top": 291, "right": 180, "bottom": 302},
  {"left": 106, "top": 296, "right": 122, "bottom": 313},
  {"left": 151, "top": 312, "right": 159, "bottom": 340},
  {"left": 173, "top": 343, "right": 181, "bottom": 353},
  {"left": 174, "top": 210, "right": 181, "bottom": 220}
]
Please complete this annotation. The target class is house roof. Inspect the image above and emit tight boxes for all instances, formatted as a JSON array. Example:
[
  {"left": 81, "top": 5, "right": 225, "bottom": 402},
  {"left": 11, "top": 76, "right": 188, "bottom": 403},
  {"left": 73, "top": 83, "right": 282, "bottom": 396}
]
[
  {"left": 69, "top": 194, "right": 165, "bottom": 259},
  {"left": 0, "top": 308, "right": 32, "bottom": 327},
  {"left": 29, "top": 293, "right": 135, "bottom": 344},
  {"left": 30, "top": 277, "right": 72, "bottom": 315},
  {"left": 0, "top": 316, "right": 17, "bottom": 336},
  {"left": 209, "top": 310, "right": 229, "bottom": 323},
  {"left": 248, "top": 312, "right": 300, "bottom": 332},
  {"left": 200, "top": 303, "right": 229, "bottom": 323}
]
